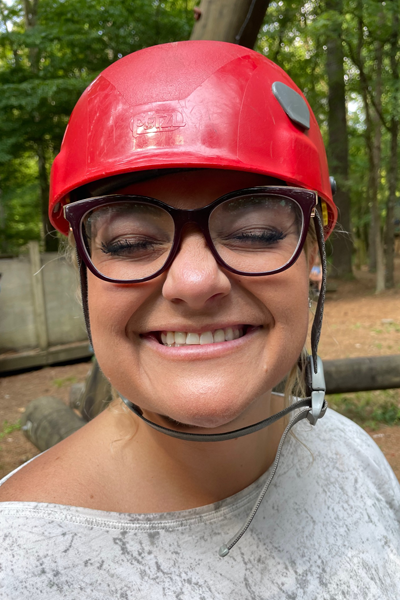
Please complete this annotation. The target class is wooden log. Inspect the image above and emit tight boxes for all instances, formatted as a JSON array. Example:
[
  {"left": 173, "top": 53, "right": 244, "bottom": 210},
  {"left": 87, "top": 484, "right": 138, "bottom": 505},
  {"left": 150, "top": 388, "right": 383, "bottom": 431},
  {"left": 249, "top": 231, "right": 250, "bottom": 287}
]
[
  {"left": 20, "top": 355, "right": 400, "bottom": 451},
  {"left": 77, "top": 355, "right": 400, "bottom": 420},
  {"left": 325, "top": 355, "right": 400, "bottom": 394},
  {"left": 21, "top": 396, "right": 85, "bottom": 451}
]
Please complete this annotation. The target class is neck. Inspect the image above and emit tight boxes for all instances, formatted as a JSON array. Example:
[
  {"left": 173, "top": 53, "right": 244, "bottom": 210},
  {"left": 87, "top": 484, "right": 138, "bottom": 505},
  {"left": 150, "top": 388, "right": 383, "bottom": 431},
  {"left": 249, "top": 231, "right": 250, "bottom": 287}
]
[{"left": 106, "top": 393, "right": 286, "bottom": 512}]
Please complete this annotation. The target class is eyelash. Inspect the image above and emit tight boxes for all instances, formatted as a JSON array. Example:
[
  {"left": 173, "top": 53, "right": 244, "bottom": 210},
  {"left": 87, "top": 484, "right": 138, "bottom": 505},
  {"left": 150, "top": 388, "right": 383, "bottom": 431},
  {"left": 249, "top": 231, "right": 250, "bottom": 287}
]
[
  {"left": 100, "top": 239, "right": 158, "bottom": 255},
  {"left": 225, "top": 229, "right": 285, "bottom": 244}
]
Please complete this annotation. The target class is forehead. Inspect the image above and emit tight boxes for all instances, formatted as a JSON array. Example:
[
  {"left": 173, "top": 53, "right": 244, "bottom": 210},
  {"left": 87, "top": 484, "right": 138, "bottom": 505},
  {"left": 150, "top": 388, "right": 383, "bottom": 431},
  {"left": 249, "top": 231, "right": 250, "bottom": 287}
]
[{"left": 114, "top": 169, "right": 280, "bottom": 209}]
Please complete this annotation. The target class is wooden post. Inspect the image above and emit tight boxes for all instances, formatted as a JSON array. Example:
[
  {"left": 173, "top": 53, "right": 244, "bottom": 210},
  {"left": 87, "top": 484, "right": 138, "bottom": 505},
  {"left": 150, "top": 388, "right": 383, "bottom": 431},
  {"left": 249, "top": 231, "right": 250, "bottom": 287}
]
[{"left": 28, "top": 240, "right": 49, "bottom": 351}]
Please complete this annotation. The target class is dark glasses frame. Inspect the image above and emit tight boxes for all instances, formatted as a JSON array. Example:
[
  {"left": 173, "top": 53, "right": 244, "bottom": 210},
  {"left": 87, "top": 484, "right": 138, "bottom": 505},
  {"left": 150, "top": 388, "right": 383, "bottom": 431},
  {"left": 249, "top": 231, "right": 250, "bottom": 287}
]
[{"left": 64, "top": 186, "right": 317, "bottom": 284}]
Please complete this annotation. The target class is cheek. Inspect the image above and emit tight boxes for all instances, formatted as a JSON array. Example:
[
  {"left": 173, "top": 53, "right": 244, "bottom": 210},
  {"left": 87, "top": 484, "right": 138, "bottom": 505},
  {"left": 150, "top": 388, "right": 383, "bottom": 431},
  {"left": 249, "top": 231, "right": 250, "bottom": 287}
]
[
  {"left": 87, "top": 274, "right": 152, "bottom": 351},
  {"left": 245, "top": 259, "right": 310, "bottom": 351}
]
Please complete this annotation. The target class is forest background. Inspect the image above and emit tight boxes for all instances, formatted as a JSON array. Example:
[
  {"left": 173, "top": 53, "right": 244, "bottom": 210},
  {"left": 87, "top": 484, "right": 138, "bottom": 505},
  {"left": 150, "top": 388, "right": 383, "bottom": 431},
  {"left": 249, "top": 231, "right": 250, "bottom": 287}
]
[{"left": 0, "top": 0, "right": 399, "bottom": 291}]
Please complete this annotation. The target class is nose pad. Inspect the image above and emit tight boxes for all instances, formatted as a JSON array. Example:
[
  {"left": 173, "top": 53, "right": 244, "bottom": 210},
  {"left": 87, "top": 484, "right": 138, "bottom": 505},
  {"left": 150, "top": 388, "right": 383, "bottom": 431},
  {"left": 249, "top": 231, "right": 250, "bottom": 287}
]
[{"left": 162, "top": 227, "right": 231, "bottom": 308}]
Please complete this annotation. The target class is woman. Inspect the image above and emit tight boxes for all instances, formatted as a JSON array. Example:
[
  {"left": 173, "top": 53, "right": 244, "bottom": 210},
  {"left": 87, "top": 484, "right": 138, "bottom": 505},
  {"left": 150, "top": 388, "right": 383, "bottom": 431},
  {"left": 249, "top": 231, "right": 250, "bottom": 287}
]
[{"left": 1, "top": 41, "right": 399, "bottom": 599}]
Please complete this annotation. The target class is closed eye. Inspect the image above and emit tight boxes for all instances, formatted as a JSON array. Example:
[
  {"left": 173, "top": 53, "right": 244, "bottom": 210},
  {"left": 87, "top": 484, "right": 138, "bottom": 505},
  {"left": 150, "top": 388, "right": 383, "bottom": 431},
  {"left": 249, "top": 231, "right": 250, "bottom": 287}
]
[
  {"left": 220, "top": 228, "right": 286, "bottom": 249},
  {"left": 100, "top": 238, "right": 167, "bottom": 258}
]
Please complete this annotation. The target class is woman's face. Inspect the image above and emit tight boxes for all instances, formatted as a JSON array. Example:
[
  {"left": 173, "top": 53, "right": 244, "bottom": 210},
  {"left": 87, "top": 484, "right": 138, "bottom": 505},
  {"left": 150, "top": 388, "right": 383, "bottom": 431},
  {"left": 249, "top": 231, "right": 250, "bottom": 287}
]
[{"left": 88, "top": 170, "right": 313, "bottom": 430}]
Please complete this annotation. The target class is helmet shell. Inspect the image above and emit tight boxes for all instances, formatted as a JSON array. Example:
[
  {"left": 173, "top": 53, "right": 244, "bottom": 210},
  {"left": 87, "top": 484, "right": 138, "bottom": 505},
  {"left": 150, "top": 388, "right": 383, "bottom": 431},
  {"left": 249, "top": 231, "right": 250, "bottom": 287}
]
[{"left": 50, "top": 40, "right": 337, "bottom": 236}]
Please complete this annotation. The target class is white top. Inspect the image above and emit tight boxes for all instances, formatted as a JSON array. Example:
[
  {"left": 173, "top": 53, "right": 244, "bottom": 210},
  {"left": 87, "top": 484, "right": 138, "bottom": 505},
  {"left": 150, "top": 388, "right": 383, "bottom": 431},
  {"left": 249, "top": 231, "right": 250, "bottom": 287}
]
[{"left": 1, "top": 409, "right": 400, "bottom": 599}]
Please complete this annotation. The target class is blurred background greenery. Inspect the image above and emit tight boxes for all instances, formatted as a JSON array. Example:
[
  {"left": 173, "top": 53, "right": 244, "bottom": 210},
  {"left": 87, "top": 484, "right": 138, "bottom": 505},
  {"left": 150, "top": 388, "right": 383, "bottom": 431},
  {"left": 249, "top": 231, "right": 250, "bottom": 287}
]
[{"left": 0, "top": 0, "right": 399, "bottom": 291}]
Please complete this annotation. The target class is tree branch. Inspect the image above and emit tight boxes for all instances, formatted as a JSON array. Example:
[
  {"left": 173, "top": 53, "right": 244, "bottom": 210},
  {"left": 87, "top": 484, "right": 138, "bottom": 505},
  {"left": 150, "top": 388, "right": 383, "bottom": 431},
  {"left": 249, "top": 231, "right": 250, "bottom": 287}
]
[{"left": 343, "top": 39, "right": 389, "bottom": 132}]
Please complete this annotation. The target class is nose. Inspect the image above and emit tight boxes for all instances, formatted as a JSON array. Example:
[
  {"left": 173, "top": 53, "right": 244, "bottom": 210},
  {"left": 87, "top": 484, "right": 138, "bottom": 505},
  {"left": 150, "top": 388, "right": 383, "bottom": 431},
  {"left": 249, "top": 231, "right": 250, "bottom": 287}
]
[{"left": 162, "top": 227, "right": 231, "bottom": 309}]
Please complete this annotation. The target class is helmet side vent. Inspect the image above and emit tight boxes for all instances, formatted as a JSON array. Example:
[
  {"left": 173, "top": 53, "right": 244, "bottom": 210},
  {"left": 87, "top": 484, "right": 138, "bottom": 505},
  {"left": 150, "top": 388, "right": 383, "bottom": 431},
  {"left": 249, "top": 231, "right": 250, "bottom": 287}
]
[{"left": 272, "top": 82, "right": 310, "bottom": 130}]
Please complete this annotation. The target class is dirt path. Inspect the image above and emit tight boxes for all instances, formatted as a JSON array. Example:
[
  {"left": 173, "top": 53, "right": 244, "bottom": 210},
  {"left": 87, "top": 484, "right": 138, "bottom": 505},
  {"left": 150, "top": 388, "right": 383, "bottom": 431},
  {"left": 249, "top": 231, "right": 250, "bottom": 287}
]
[
  {"left": 0, "top": 362, "right": 91, "bottom": 479},
  {"left": 1, "top": 266, "right": 400, "bottom": 481},
  {"left": 319, "top": 270, "right": 400, "bottom": 360}
]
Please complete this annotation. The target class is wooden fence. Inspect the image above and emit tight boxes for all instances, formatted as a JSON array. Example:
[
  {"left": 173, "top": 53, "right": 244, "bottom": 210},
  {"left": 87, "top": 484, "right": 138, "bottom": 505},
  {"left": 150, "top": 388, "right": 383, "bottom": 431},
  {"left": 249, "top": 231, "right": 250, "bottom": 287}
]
[{"left": 0, "top": 241, "right": 91, "bottom": 372}]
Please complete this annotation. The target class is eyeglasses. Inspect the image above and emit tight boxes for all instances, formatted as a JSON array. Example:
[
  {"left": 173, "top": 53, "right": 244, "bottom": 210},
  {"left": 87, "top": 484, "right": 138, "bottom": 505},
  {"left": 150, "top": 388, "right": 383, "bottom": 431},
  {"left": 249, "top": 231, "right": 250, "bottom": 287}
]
[{"left": 64, "top": 186, "right": 317, "bottom": 284}]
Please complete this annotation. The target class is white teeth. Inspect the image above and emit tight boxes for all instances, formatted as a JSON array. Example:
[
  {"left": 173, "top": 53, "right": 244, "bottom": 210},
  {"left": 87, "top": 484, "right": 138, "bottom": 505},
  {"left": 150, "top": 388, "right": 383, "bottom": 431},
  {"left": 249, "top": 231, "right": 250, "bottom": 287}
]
[
  {"left": 175, "top": 331, "right": 187, "bottom": 344},
  {"left": 186, "top": 332, "right": 200, "bottom": 345},
  {"left": 166, "top": 331, "right": 175, "bottom": 345},
  {"left": 200, "top": 331, "right": 213, "bottom": 345},
  {"left": 225, "top": 327, "right": 234, "bottom": 341},
  {"left": 159, "top": 327, "right": 246, "bottom": 346},
  {"left": 213, "top": 329, "right": 225, "bottom": 343}
]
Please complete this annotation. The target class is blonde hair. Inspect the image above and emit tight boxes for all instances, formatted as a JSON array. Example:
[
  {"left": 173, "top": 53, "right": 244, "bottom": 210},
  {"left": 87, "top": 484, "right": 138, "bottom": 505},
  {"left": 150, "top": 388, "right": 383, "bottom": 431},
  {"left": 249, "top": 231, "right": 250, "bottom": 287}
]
[{"left": 280, "top": 217, "right": 317, "bottom": 407}]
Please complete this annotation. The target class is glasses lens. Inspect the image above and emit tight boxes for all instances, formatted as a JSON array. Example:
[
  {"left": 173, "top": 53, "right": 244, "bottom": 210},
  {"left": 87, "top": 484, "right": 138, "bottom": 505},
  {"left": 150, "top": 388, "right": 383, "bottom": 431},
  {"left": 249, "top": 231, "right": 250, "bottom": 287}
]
[
  {"left": 209, "top": 193, "right": 303, "bottom": 274},
  {"left": 82, "top": 201, "right": 175, "bottom": 281}
]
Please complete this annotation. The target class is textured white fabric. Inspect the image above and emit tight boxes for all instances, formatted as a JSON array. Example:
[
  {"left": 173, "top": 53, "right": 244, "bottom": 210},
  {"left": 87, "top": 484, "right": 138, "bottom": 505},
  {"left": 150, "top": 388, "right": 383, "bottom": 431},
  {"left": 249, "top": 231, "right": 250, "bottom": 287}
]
[{"left": 1, "top": 409, "right": 400, "bottom": 599}]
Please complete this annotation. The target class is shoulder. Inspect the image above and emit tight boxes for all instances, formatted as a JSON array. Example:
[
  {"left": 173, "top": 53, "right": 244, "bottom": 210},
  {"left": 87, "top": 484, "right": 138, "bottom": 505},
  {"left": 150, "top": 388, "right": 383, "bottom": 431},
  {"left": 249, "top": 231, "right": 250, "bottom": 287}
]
[
  {"left": 318, "top": 407, "right": 393, "bottom": 466},
  {"left": 0, "top": 412, "right": 109, "bottom": 505},
  {"left": 0, "top": 406, "right": 142, "bottom": 511},
  {"left": 310, "top": 407, "right": 395, "bottom": 469},
  {"left": 0, "top": 436, "right": 78, "bottom": 504},
  {"left": 275, "top": 408, "right": 400, "bottom": 573},
  {"left": 296, "top": 408, "right": 400, "bottom": 508}
]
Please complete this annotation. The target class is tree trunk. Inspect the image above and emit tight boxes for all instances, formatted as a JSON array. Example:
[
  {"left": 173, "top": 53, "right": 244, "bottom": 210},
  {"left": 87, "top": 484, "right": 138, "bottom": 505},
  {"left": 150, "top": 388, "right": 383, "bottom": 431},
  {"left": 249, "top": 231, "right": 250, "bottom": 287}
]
[
  {"left": 363, "top": 87, "right": 384, "bottom": 292},
  {"left": 325, "top": 0, "right": 353, "bottom": 278},
  {"left": 190, "top": 0, "right": 270, "bottom": 48},
  {"left": 371, "top": 177, "right": 385, "bottom": 293},
  {"left": 367, "top": 40, "right": 381, "bottom": 274},
  {"left": 368, "top": 216, "right": 376, "bottom": 271},
  {"left": 385, "top": 120, "right": 399, "bottom": 289},
  {"left": 0, "top": 182, "right": 5, "bottom": 254},
  {"left": 384, "top": 8, "right": 399, "bottom": 289},
  {"left": 352, "top": 7, "right": 385, "bottom": 291},
  {"left": 370, "top": 38, "right": 385, "bottom": 292},
  {"left": 23, "top": 0, "right": 58, "bottom": 251},
  {"left": 23, "top": 0, "right": 39, "bottom": 73}
]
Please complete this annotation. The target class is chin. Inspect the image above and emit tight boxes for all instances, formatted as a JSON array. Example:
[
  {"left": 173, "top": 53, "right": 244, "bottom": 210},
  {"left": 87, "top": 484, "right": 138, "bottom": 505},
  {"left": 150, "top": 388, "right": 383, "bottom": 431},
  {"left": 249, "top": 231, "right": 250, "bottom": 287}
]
[
  {"left": 147, "top": 384, "right": 264, "bottom": 432},
  {"left": 157, "top": 409, "right": 246, "bottom": 432}
]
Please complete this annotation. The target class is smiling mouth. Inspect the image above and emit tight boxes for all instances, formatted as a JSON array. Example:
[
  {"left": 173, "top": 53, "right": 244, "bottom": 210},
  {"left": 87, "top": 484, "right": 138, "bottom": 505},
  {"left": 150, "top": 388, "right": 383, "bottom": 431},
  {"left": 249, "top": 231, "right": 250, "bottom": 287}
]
[{"left": 149, "top": 326, "right": 254, "bottom": 347}]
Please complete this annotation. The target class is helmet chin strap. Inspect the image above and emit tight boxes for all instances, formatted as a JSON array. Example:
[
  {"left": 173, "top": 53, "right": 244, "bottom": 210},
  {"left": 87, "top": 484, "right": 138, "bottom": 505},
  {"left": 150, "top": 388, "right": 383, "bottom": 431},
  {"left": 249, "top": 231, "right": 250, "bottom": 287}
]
[
  {"left": 78, "top": 209, "right": 328, "bottom": 442},
  {"left": 122, "top": 209, "right": 327, "bottom": 441}
]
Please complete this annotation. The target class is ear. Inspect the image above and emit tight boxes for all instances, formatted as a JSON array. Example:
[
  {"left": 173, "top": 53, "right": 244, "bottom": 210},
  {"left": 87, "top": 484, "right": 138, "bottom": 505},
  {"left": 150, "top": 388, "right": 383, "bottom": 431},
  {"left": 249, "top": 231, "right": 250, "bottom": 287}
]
[{"left": 308, "top": 242, "right": 319, "bottom": 273}]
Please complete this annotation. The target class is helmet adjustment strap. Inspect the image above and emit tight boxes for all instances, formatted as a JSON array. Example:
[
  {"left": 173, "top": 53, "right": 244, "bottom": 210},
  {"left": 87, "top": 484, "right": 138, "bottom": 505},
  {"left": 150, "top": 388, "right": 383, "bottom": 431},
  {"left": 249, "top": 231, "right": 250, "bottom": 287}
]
[{"left": 77, "top": 249, "right": 93, "bottom": 348}]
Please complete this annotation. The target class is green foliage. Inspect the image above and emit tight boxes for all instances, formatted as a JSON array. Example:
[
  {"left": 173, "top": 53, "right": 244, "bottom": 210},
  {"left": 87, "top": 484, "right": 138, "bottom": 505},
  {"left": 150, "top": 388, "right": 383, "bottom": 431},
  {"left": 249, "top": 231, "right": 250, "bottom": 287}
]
[
  {"left": 0, "top": 0, "right": 195, "bottom": 254},
  {"left": 1, "top": 0, "right": 399, "bottom": 259},
  {"left": 256, "top": 1, "right": 329, "bottom": 131},
  {"left": 0, "top": 419, "right": 21, "bottom": 440},
  {"left": 257, "top": 0, "right": 400, "bottom": 265},
  {"left": 328, "top": 390, "right": 400, "bottom": 429},
  {"left": 0, "top": 154, "right": 41, "bottom": 252},
  {"left": 53, "top": 375, "right": 77, "bottom": 388}
]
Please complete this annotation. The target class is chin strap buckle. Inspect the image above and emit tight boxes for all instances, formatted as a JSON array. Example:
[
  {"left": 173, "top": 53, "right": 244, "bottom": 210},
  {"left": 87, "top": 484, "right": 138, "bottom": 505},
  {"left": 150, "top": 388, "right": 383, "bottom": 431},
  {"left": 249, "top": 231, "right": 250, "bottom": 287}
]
[{"left": 307, "top": 355, "right": 327, "bottom": 426}]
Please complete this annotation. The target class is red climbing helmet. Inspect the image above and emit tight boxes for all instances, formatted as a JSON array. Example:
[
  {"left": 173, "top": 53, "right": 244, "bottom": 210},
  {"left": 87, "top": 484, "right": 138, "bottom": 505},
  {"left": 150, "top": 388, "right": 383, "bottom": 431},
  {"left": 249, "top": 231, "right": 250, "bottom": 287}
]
[{"left": 49, "top": 40, "right": 337, "bottom": 236}]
